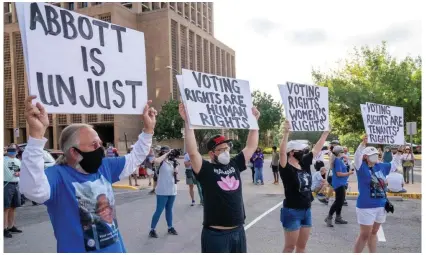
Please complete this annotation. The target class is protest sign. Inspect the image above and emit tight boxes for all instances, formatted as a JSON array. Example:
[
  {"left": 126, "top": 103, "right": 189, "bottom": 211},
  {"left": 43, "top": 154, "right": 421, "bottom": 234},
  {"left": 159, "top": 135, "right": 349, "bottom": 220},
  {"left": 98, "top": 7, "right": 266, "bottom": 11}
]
[
  {"left": 278, "top": 82, "right": 329, "bottom": 131},
  {"left": 16, "top": 2, "right": 147, "bottom": 114},
  {"left": 179, "top": 69, "right": 258, "bottom": 130},
  {"left": 361, "top": 103, "right": 404, "bottom": 145}
]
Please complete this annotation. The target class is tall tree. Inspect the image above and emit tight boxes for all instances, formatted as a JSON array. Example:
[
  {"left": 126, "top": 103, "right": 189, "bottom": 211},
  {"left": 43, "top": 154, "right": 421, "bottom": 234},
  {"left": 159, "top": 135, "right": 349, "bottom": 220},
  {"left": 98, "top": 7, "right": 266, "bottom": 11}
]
[
  {"left": 154, "top": 99, "right": 183, "bottom": 141},
  {"left": 312, "top": 42, "right": 422, "bottom": 143}
]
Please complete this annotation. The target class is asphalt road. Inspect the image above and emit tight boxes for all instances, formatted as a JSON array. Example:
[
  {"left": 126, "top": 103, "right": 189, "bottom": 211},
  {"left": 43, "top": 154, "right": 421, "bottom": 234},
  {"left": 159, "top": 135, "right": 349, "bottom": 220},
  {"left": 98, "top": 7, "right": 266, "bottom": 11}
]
[{"left": 4, "top": 159, "right": 422, "bottom": 253}]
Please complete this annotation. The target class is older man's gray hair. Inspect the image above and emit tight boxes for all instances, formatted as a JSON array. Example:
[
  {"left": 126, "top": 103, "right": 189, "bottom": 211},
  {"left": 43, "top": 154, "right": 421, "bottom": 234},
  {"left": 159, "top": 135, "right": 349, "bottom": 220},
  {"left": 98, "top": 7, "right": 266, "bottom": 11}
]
[{"left": 56, "top": 123, "right": 93, "bottom": 165}]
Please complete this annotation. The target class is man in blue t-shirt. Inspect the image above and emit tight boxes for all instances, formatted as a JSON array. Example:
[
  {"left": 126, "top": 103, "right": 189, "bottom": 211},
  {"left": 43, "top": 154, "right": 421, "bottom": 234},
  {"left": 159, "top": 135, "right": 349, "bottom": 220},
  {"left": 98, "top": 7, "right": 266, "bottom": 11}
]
[{"left": 20, "top": 95, "right": 157, "bottom": 253}]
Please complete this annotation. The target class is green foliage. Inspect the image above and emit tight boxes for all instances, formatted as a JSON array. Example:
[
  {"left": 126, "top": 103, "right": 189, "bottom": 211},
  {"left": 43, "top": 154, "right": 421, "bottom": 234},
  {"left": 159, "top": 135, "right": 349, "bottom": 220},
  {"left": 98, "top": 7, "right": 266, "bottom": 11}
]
[
  {"left": 194, "top": 129, "right": 221, "bottom": 154},
  {"left": 339, "top": 133, "right": 363, "bottom": 151},
  {"left": 252, "top": 90, "right": 284, "bottom": 138},
  {"left": 312, "top": 42, "right": 422, "bottom": 143},
  {"left": 154, "top": 99, "right": 183, "bottom": 141},
  {"left": 262, "top": 147, "right": 280, "bottom": 154}
]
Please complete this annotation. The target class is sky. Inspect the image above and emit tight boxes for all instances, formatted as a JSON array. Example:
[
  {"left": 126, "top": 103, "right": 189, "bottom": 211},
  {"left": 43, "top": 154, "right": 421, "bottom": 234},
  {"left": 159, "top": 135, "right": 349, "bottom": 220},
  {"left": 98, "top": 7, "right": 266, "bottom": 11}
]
[{"left": 213, "top": 0, "right": 422, "bottom": 101}]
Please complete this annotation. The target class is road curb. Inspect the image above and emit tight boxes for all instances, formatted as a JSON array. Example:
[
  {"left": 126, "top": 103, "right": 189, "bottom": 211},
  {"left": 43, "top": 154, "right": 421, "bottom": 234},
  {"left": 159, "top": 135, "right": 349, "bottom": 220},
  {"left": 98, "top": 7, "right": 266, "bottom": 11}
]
[
  {"left": 112, "top": 184, "right": 140, "bottom": 190},
  {"left": 314, "top": 192, "right": 421, "bottom": 199}
]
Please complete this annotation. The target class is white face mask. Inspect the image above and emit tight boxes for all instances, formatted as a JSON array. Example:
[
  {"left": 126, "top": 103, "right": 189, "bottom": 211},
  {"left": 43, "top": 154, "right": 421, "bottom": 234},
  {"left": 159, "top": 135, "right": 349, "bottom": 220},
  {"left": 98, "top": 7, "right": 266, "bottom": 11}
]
[
  {"left": 217, "top": 151, "right": 231, "bottom": 165},
  {"left": 368, "top": 154, "right": 379, "bottom": 163}
]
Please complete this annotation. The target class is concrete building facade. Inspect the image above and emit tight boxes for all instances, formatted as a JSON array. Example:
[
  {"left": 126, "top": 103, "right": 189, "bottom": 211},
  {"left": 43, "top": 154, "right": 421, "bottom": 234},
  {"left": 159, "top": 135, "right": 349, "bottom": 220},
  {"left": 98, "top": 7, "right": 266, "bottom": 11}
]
[{"left": 3, "top": 2, "right": 236, "bottom": 152}]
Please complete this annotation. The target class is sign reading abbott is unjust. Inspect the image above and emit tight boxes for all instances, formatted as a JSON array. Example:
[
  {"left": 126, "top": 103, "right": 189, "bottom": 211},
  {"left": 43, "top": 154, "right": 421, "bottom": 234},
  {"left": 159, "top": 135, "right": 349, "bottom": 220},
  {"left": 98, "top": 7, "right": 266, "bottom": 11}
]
[
  {"left": 16, "top": 2, "right": 147, "bottom": 114},
  {"left": 361, "top": 102, "right": 404, "bottom": 145},
  {"left": 180, "top": 69, "right": 259, "bottom": 130},
  {"left": 278, "top": 82, "right": 329, "bottom": 132}
]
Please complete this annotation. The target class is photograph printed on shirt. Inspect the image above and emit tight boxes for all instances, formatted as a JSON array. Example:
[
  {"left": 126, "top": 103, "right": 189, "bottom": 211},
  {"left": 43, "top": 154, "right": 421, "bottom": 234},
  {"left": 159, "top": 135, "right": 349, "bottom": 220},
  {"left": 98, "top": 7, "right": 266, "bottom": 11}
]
[
  {"left": 297, "top": 171, "right": 312, "bottom": 193},
  {"left": 72, "top": 176, "right": 119, "bottom": 251},
  {"left": 369, "top": 170, "right": 386, "bottom": 198}
]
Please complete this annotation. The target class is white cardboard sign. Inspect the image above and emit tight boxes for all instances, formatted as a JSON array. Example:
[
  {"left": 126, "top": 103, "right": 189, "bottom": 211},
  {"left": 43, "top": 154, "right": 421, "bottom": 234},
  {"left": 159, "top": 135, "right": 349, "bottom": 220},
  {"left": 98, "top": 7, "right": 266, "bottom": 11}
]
[
  {"left": 361, "top": 103, "right": 404, "bottom": 145},
  {"left": 16, "top": 2, "right": 147, "bottom": 114},
  {"left": 179, "top": 69, "right": 258, "bottom": 130},
  {"left": 278, "top": 82, "right": 329, "bottom": 131}
]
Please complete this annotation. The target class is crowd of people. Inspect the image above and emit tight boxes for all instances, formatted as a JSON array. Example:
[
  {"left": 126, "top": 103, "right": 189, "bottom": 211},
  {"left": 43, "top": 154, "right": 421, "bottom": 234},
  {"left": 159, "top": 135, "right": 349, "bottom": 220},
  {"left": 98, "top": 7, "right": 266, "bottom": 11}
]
[{"left": 4, "top": 95, "right": 417, "bottom": 253}]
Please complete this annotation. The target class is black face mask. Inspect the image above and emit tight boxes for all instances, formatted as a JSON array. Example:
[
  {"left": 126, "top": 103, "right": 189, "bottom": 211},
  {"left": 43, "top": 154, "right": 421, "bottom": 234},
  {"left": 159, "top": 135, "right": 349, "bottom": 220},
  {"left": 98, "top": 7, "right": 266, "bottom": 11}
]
[
  {"left": 73, "top": 147, "right": 105, "bottom": 174},
  {"left": 303, "top": 148, "right": 309, "bottom": 154},
  {"left": 293, "top": 151, "right": 304, "bottom": 161}
]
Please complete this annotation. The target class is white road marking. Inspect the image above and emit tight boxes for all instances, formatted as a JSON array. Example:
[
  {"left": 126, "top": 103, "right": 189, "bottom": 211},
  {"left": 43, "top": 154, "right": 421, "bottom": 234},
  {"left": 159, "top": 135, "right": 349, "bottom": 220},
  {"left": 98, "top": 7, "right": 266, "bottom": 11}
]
[
  {"left": 378, "top": 225, "right": 386, "bottom": 242},
  {"left": 245, "top": 201, "right": 282, "bottom": 231}
]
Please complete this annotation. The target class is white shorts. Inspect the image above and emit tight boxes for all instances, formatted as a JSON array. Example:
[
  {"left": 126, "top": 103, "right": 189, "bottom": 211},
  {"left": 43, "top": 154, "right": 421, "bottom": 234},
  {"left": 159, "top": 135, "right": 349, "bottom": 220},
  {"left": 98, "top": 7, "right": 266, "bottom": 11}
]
[{"left": 356, "top": 207, "right": 386, "bottom": 225}]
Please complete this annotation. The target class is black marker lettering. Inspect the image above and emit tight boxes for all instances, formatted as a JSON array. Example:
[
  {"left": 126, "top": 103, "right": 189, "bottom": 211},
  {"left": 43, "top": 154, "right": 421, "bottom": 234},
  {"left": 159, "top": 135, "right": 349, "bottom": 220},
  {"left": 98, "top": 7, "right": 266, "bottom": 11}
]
[
  {"left": 125, "top": 80, "right": 143, "bottom": 108},
  {"left": 111, "top": 24, "right": 126, "bottom": 53},
  {"left": 112, "top": 80, "right": 125, "bottom": 108},
  {"left": 94, "top": 81, "right": 111, "bottom": 109},
  {"left": 29, "top": 3, "right": 48, "bottom": 34},
  {"left": 55, "top": 75, "right": 76, "bottom": 105},
  {"left": 81, "top": 46, "right": 88, "bottom": 72},
  {"left": 78, "top": 16, "right": 93, "bottom": 40},
  {"left": 92, "top": 20, "right": 109, "bottom": 47},
  {"left": 60, "top": 9, "right": 77, "bottom": 39},
  {"left": 45, "top": 5, "right": 61, "bottom": 35},
  {"left": 89, "top": 48, "right": 105, "bottom": 76},
  {"left": 80, "top": 78, "right": 94, "bottom": 107},
  {"left": 36, "top": 72, "right": 57, "bottom": 106}
]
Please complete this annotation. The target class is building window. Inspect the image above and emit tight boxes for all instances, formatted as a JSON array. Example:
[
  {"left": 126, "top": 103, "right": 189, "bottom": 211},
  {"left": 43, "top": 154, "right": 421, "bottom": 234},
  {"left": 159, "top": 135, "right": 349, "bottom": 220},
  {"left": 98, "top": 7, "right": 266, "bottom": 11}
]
[
  {"left": 93, "top": 2, "right": 102, "bottom": 6},
  {"left": 99, "top": 13, "right": 111, "bottom": 23},
  {"left": 171, "top": 20, "right": 179, "bottom": 99},
  {"left": 79, "top": 2, "right": 88, "bottom": 8},
  {"left": 122, "top": 2, "right": 132, "bottom": 9},
  {"left": 68, "top": 2, "right": 74, "bottom": 10}
]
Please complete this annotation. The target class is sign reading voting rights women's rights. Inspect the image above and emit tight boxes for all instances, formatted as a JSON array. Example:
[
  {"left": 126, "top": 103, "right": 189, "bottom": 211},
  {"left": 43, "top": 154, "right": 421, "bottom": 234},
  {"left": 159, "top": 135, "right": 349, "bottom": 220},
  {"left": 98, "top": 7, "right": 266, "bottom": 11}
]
[
  {"left": 16, "top": 2, "right": 147, "bottom": 114},
  {"left": 361, "top": 103, "right": 404, "bottom": 145},
  {"left": 180, "top": 69, "right": 259, "bottom": 130},
  {"left": 278, "top": 82, "right": 329, "bottom": 132}
]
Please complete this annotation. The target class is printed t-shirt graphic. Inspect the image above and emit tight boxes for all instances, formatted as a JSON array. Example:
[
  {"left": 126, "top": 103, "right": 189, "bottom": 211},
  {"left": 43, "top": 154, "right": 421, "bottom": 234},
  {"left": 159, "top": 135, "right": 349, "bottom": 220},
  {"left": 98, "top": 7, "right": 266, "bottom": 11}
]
[
  {"left": 72, "top": 175, "right": 119, "bottom": 251},
  {"left": 369, "top": 169, "right": 386, "bottom": 199},
  {"left": 297, "top": 171, "right": 311, "bottom": 193}
]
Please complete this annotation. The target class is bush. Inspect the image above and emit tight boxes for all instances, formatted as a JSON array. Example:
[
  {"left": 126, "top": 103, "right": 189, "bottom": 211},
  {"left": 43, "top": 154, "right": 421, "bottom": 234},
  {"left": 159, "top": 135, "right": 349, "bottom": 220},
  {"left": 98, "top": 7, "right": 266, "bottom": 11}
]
[{"left": 262, "top": 147, "right": 280, "bottom": 154}]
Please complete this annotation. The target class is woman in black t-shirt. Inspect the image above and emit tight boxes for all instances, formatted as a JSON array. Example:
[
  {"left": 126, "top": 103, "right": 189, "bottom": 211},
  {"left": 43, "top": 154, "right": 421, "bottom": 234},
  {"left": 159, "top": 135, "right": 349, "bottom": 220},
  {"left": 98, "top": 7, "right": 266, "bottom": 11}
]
[{"left": 278, "top": 120, "right": 330, "bottom": 253}]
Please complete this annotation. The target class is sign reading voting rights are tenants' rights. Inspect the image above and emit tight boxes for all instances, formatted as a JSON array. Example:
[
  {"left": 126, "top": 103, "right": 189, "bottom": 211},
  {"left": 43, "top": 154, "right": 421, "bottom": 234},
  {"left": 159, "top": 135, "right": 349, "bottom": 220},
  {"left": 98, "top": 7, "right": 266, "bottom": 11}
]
[
  {"left": 361, "top": 103, "right": 404, "bottom": 145},
  {"left": 180, "top": 69, "right": 259, "bottom": 130},
  {"left": 278, "top": 82, "right": 329, "bottom": 132},
  {"left": 16, "top": 2, "right": 147, "bottom": 114}
]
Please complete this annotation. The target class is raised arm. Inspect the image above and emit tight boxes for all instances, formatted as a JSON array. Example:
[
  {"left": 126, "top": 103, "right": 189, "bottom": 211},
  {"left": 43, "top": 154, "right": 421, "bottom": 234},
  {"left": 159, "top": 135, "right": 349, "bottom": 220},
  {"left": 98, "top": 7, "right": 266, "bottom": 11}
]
[
  {"left": 242, "top": 107, "right": 261, "bottom": 161},
  {"left": 354, "top": 135, "right": 367, "bottom": 171},
  {"left": 153, "top": 151, "right": 170, "bottom": 165},
  {"left": 19, "top": 95, "right": 51, "bottom": 204},
  {"left": 119, "top": 101, "right": 156, "bottom": 179},
  {"left": 312, "top": 129, "right": 330, "bottom": 158},
  {"left": 179, "top": 103, "right": 203, "bottom": 174},
  {"left": 279, "top": 120, "right": 290, "bottom": 168}
]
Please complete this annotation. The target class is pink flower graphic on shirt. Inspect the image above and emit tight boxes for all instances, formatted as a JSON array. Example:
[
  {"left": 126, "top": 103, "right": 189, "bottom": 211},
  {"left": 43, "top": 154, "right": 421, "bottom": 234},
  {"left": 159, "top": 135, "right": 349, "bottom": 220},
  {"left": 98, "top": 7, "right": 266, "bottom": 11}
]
[{"left": 217, "top": 176, "right": 240, "bottom": 191}]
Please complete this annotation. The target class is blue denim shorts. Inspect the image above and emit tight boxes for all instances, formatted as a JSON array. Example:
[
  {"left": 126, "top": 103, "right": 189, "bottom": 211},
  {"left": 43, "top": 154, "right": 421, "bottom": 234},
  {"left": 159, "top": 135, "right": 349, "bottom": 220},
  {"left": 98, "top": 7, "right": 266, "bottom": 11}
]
[{"left": 280, "top": 207, "right": 312, "bottom": 232}]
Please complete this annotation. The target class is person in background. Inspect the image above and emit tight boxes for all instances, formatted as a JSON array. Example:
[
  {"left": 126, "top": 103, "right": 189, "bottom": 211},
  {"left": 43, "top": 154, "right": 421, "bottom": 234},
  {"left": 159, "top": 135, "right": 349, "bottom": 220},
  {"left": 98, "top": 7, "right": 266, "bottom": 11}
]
[
  {"left": 401, "top": 146, "right": 414, "bottom": 184},
  {"left": 279, "top": 120, "right": 330, "bottom": 253},
  {"left": 325, "top": 146, "right": 354, "bottom": 227},
  {"left": 249, "top": 157, "right": 255, "bottom": 183},
  {"left": 325, "top": 140, "right": 340, "bottom": 200},
  {"left": 251, "top": 148, "right": 265, "bottom": 185},
  {"left": 271, "top": 146, "right": 280, "bottom": 184},
  {"left": 179, "top": 102, "right": 260, "bottom": 253},
  {"left": 184, "top": 152, "right": 203, "bottom": 206},
  {"left": 145, "top": 148, "right": 155, "bottom": 186},
  {"left": 105, "top": 144, "right": 116, "bottom": 158},
  {"left": 386, "top": 168, "right": 406, "bottom": 193},
  {"left": 20, "top": 95, "right": 156, "bottom": 252},
  {"left": 149, "top": 147, "right": 160, "bottom": 195},
  {"left": 149, "top": 147, "right": 178, "bottom": 238},
  {"left": 311, "top": 166, "right": 329, "bottom": 204},
  {"left": 4, "top": 145, "right": 23, "bottom": 238},
  {"left": 353, "top": 135, "right": 396, "bottom": 253},
  {"left": 382, "top": 147, "right": 393, "bottom": 163}
]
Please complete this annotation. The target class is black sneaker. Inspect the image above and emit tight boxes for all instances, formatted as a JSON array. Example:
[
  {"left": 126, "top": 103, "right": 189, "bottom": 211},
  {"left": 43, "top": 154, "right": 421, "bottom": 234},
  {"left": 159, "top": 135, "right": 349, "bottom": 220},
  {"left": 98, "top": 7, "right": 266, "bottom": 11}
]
[
  {"left": 318, "top": 197, "right": 328, "bottom": 205},
  {"left": 8, "top": 226, "right": 22, "bottom": 233},
  {"left": 149, "top": 229, "right": 158, "bottom": 238},
  {"left": 4, "top": 229, "right": 12, "bottom": 238},
  {"left": 335, "top": 217, "right": 348, "bottom": 224},
  {"left": 168, "top": 227, "right": 178, "bottom": 235},
  {"left": 343, "top": 200, "right": 348, "bottom": 206},
  {"left": 149, "top": 190, "right": 155, "bottom": 195}
]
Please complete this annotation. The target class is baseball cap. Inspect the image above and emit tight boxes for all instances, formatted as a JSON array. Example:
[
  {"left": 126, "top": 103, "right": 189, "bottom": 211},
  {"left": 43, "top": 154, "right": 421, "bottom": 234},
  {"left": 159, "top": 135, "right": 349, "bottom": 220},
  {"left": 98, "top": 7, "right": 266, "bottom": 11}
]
[
  {"left": 362, "top": 147, "right": 379, "bottom": 156},
  {"left": 330, "top": 140, "right": 340, "bottom": 145},
  {"left": 286, "top": 141, "right": 308, "bottom": 153},
  {"left": 206, "top": 135, "right": 232, "bottom": 151},
  {"left": 332, "top": 145, "right": 344, "bottom": 154}
]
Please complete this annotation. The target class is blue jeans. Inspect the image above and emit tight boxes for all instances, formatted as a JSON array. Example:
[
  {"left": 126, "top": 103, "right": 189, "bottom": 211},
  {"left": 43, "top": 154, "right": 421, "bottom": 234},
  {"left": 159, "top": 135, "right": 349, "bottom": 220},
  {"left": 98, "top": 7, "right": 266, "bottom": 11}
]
[
  {"left": 280, "top": 207, "right": 312, "bottom": 232},
  {"left": 150, "top": 195, "right": 176, "bottom": 229},
  {"left": 254, "top": 167, "right": 263, "bottom": 183}
]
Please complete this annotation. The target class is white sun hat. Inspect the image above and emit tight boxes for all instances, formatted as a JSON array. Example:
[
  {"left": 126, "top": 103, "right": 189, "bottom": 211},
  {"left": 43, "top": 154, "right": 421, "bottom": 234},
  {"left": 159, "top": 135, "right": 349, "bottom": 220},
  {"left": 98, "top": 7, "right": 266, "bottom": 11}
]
[
  {"left": 286, "top": 141, "right": 308, "bottom": 153},
  {"left": 362, "top": 146, "right": 379, "bottom": 156}
]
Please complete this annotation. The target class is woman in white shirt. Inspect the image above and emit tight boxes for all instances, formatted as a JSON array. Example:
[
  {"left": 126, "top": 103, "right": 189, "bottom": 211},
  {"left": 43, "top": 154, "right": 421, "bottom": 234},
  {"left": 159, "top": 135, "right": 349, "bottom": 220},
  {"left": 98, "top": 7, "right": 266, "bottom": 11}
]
[
  {"left": 401, "top": 146, "right": 414, "bottom": 184},
  {"left": 149, "top": 147, "right": 178, "bottom": 238}
]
